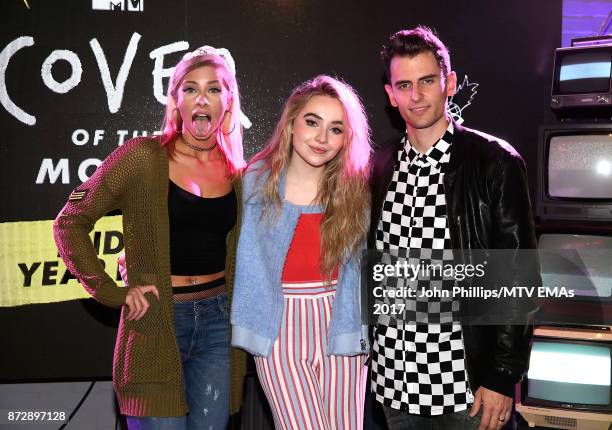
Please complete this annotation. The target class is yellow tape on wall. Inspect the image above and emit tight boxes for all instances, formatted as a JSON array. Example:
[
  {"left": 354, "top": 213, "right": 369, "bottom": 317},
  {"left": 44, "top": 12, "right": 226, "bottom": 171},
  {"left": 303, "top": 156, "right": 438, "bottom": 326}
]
[{"left": 0, "top": 215, "right": 125, "bottom": 307}]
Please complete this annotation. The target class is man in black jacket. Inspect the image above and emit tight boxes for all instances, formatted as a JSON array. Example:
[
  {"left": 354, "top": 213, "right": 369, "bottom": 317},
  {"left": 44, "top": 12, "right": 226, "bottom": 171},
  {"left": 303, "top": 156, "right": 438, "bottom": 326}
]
[{"left": 369, "top": 26, "right": 539, "bottom": 430}]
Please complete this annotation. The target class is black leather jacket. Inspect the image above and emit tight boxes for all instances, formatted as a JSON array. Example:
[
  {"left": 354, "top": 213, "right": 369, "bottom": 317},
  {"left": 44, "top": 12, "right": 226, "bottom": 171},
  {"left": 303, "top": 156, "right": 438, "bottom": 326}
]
[{"left": 368, "top": 123, "right": 540, "bottom": 398}]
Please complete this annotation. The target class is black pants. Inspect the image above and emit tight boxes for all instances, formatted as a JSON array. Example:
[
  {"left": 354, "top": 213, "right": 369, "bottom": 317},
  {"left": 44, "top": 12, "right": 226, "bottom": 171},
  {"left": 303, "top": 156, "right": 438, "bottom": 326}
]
[{"left": 383, "top": 405, "right": 483, "bottom": 430}]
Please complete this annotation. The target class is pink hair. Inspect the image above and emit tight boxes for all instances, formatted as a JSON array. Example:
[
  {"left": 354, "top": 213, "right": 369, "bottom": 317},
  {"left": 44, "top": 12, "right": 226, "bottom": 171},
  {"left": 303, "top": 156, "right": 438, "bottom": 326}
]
[{"left": 160, "top": 54, "right": 245, "bottom": 175}]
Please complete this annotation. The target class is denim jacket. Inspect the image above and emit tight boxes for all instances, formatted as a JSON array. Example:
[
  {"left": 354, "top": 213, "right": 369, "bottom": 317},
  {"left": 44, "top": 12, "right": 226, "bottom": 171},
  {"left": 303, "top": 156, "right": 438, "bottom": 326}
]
[{"left": 231, "top": 162, "right": 370, "bottom": 357}]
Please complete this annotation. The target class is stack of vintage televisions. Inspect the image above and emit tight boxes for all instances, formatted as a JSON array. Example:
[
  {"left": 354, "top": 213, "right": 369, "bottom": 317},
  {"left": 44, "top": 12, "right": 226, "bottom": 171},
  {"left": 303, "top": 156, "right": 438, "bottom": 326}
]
[{"left": 515, "top": 35, "right": 612, "bottom": 430}]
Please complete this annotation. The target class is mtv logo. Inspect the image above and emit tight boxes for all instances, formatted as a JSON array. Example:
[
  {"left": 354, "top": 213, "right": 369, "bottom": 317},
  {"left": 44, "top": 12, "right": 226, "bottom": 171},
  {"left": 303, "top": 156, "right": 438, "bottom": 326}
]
[
  {"left": 91, "top": 0, "right": 141, "bottom": 11},
  {"left": 91, "top": 0, "right": 124, "bottom": 10},
  {"left": 127, "top": 0, "right": 143, "bottom": 11}
]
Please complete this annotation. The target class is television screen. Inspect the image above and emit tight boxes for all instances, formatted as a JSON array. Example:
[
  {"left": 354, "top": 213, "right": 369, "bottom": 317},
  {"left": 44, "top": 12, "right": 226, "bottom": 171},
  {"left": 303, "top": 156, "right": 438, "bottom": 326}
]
[
  {"left": 557, "top": 50, "right": 612, "bottom": 94},
  {"left": 539, "top": 234, "right": 612, "bottom": 301},
  {"left": 526, "top": 339, "right": 611, "bottom": 409},
  {"left": 548, "top": 133, "right": 612, "bottom": 199}
]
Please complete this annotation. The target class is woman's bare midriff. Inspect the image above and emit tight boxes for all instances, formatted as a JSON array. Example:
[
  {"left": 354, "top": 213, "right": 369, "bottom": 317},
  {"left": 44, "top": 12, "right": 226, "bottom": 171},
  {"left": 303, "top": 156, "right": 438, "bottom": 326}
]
[{"left": 171, "top": 270, "right": 225, "bottom": 288}]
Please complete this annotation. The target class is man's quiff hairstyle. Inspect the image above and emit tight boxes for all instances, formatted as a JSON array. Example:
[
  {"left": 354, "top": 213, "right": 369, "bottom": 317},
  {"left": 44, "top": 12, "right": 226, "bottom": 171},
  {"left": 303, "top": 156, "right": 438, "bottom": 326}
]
[{"left": 381, "top": 25, "right": 451, "bottom": 82}]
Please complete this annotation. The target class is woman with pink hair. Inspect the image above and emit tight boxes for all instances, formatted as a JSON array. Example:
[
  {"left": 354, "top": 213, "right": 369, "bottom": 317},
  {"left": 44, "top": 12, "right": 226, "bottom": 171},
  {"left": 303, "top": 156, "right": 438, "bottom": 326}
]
[
  {"left": 231, "top": 75, "right": 371, "bottom": 429},
  {"left": 54, "top": 46, "right": 247, "bottom": 430}
]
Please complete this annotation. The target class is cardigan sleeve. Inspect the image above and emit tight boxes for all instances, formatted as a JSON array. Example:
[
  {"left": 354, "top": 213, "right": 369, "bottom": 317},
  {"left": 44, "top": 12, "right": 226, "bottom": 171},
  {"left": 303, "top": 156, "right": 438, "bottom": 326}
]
[
  {"left": 53, "top": 138, "right": 155, "bottom": 308},
  {"left": 230, "top": 166, "right": 280, "bottom": 356}
]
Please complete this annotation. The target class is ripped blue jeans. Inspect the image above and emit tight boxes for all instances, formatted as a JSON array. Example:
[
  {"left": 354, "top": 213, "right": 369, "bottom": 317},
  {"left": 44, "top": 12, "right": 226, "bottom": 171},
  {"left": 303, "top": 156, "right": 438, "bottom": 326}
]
[
  {"left": 176, "top": 293, "right": 230, "bottom": 429},
  {"left": 126, "top": 293, "right": 230, "bottom": 430}
]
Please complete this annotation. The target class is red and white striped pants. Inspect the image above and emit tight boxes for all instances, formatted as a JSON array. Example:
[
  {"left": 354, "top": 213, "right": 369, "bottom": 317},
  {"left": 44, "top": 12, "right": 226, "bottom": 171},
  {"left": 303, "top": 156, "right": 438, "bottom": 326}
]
[{"left": 254, "top": 281, "right": 367, "bottom": 430}]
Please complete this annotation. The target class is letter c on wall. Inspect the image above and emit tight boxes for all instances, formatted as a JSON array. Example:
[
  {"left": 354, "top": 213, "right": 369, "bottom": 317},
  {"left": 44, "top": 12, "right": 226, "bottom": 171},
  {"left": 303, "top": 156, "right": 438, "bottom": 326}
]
[{"left": 0, "top": 36, "right": 36, "bottom": 126}]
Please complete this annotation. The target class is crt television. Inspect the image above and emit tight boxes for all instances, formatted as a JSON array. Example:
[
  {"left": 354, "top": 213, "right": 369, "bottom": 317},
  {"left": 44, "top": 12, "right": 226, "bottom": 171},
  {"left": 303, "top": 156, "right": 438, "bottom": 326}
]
[
  {"left": 537, "top": 233, "right": 612, "bottom": 327},
  {"left": 550, "top": 43, "right": 612, "bottom": 109},
  {"left": 516, "top": 326, "right": 612, "bottom": 430},
  {"left": 537, "top": 123, "right": 612, "bottom": 223}
]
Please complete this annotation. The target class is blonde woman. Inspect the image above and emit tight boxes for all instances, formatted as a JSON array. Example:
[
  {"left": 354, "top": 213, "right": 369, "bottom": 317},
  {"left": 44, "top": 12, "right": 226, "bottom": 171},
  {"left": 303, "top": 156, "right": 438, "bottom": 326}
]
[
  {"left": 54, "top": 46, "right": 246, "bottom": 430},
  {"left": 231, "top": 75, "right": 371, "bottom": 429}
]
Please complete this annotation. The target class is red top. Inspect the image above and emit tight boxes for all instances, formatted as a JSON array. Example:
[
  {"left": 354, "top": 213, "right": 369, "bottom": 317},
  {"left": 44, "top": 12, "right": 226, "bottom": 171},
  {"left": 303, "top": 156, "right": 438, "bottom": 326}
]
[{"left": 282, "top": 213, "right": 339, "bottom": 283}]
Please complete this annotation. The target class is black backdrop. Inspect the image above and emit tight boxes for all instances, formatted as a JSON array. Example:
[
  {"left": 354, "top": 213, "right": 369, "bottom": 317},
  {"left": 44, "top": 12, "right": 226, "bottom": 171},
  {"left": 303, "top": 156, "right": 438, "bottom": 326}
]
[{"left": 0, "top": 0, "right": 561, "bottom": 380}]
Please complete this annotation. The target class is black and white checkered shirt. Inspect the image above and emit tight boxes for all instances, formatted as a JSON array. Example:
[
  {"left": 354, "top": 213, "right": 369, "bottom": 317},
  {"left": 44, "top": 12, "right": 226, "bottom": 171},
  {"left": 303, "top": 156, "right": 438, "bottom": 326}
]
[{"left": 372, "top": 124, "right": 474, "bottom": 415}]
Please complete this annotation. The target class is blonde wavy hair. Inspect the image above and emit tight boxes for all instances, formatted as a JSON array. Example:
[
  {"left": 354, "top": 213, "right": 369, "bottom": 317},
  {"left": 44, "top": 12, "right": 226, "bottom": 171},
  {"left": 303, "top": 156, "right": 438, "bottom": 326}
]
[
  {"left": 250, "top": 75, "right": 371, "bottom": 277},
  {"left": 160, "top": 53, "right": 245, "bottom": 175}
]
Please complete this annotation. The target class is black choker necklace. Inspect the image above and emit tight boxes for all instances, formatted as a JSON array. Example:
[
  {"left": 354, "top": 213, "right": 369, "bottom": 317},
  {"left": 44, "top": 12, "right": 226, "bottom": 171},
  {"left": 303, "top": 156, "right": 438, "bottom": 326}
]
[{"left": 180, "top": 137, "right": 217, "bottom": 152}]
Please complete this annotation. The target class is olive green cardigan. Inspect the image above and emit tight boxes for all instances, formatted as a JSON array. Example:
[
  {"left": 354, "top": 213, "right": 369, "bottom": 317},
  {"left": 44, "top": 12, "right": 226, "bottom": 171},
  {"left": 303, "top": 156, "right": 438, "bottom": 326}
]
[{"left": 53, "top": 137, "right": 246, "bottom": 417}]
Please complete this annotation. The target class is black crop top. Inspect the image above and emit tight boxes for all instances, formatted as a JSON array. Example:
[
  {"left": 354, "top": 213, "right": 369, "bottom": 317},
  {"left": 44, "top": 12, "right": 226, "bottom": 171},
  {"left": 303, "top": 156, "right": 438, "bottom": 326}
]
[{"left": 168, "top": 180, "right": 237, "bottom": 276}]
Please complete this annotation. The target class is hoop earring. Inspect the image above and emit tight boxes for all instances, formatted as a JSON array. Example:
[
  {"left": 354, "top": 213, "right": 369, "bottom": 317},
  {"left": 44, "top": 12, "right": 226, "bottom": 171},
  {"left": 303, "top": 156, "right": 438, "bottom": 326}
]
[
  {"left": 221, "top": 111, "right": 236, "bottom": 135},
  {"left": 172, "top": 107, "right": 183, "bottom": 133}
]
